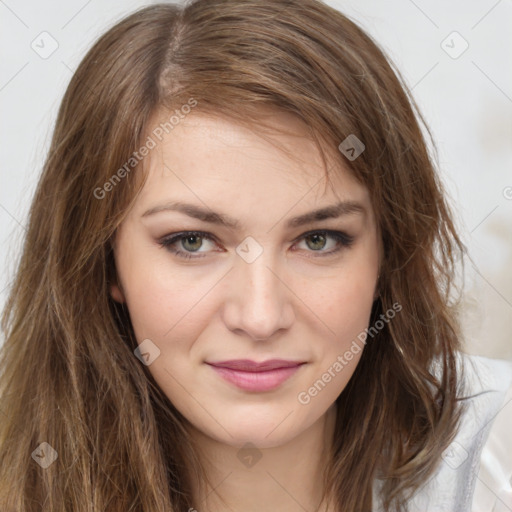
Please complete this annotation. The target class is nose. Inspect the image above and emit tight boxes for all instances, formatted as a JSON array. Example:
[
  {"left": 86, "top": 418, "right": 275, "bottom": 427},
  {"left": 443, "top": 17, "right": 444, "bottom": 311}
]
[{"left": 221, "top": 251, "right": 295, "bottom": 341}]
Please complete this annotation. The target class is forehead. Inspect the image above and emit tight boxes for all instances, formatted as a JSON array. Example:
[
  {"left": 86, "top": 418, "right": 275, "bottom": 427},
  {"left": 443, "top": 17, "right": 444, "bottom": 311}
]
[{"left": 133, "top": 108, "right": 371, "bottom": 218}]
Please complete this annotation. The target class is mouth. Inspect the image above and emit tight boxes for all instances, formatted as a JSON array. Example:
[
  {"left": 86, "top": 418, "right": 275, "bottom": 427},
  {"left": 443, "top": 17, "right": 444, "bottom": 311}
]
[{"left": 206, "top": 359, "right": 306, "bottom": 392}]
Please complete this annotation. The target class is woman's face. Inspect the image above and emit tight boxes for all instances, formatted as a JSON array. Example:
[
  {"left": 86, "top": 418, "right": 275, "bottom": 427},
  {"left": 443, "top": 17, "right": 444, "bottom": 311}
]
[{"left": 110, "top": 109, "right": 380, "bottom": 448}]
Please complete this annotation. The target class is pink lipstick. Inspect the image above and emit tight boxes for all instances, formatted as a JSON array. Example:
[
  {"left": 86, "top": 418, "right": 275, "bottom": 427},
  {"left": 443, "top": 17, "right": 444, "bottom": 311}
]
[{"left": 206, "top": 359, "right": 305, "bottom": 392}]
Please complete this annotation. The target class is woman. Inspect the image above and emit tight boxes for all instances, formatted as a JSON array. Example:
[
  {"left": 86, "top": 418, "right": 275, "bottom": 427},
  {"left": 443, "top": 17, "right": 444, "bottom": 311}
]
[{"left": 0, "top": 1, "right": 510, "bottom": 511}]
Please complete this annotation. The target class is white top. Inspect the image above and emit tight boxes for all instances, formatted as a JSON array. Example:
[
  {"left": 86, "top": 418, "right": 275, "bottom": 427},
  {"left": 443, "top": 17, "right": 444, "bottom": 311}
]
[{"left": 372, "top": 353, "right": 512, "bottom": 512}]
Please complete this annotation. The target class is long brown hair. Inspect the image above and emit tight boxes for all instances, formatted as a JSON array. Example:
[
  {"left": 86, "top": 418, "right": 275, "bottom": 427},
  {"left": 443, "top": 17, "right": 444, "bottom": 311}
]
[{"left": 0, "top": 1, "right": 466, "bottom": 510}]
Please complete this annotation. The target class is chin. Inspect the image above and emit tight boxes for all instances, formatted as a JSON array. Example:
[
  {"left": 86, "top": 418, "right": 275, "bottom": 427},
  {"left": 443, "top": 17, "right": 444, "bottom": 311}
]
[
  {"left": 202, "top": 409, "right": 312, "bottom": 449},
  {"left": 228, "top": 428, "right": 299, "bottom": 450}
]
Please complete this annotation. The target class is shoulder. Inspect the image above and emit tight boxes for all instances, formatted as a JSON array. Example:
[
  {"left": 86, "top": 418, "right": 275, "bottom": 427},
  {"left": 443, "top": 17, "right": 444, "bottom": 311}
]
[
  {"left": 460, "top": 352, "right": 512, "bottom": 398},
  {"left": 373, "top": 352, "right": 512, "bottom": 512},
  {"left": 468, "top": 354, "right": 512, "bottom": 511}
]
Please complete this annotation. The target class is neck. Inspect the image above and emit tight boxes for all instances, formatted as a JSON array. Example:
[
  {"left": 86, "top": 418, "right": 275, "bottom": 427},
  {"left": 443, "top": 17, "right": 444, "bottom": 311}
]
[{"left": 186, "top": 403, "right": 338, "bottom": 512}]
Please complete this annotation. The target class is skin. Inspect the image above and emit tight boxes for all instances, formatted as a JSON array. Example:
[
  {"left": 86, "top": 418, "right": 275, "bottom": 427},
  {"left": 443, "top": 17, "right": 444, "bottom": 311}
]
[{"left": 110, "top": 108, "right": 380, "bottom": 512}]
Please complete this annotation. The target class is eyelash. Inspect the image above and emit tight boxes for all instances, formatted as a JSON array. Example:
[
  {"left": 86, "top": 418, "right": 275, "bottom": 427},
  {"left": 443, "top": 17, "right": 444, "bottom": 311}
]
[{"left": 158, "top": 230, "right": 354, "bottom": 260}]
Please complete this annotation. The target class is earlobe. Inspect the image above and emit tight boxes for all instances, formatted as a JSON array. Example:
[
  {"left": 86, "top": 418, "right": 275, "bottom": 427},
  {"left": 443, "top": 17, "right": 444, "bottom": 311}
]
[
  {"left": 108, "top": 235, "right": 125, "bottom": 303},
  {"left": 373, "top": 274, "right": 380, "bottom": 300},
  {"left": 110, "top": 283, "right": 125, "bottom": 304}
]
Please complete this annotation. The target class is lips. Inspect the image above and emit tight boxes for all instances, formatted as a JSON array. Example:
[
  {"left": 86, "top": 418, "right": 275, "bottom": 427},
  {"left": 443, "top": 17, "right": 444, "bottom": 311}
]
[
  {"left": 206, "top": 359, "right": 304, "bottom": 372},
  {"left": 206, "top": 359, "right": 306, "bottom": 392}
]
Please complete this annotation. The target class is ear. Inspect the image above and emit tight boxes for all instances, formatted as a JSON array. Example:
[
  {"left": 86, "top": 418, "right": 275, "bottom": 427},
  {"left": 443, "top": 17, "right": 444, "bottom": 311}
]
[
  {"left": 110, "top": 281, "right": 126, "bottom": 303},
  {"left": 373, "top": 274, "right": 380, "bottom": 301},
  {"left": 108, "top": 234, "right": 125, "bottom": 303}
]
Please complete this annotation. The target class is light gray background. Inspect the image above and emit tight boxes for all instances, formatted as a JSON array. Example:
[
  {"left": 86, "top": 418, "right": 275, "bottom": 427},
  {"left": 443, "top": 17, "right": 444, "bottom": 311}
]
[{"left": 1, "top": 0, "right": 511, "bottom": 359}]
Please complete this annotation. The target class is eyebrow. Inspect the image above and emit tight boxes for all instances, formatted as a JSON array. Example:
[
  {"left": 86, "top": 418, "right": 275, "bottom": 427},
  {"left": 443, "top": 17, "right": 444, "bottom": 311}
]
[{"left": 141, "top": 200, "right": 366, "bottom": 229}]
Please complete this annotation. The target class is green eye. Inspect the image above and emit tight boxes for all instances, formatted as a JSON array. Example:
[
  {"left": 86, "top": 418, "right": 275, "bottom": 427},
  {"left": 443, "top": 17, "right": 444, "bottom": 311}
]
[{"left": 159, "top": 230, "right": 354, "bottom": 260}]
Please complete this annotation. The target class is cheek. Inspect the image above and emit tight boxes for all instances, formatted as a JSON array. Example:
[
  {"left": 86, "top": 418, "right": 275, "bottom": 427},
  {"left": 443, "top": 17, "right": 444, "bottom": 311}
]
[
  {"left": 122, "top": 274, "right": 173, "bottom": 341},
  {"left": 315, "top": 290, "right": 373, "bottom": 378},
  {"left": 297, "top": 279, "right": 375, "bottom": 411},
  {"left": 116, "top": 242, "right": 207, "bottom": 343},
  {"left": 126, "top": 283, "right": 213, "bottom": 350},
  {"left": 313, "top": 263, "right": 377, "bottom": 343},
  {"left": 303, "top": 265, "right": 377, "bottom": 403}
]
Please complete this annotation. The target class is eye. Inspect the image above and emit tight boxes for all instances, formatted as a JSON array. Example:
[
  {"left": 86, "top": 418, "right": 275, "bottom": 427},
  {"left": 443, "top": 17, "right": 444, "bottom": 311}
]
[
  {"left": 291, "top": 230, "right": 354, "bottom": 258},
  {"left": 158, "top": 229, "right": 354, "bottom": 260},
  {"left": 158, "top": 231, "right": 218, "bottom": 260}
]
